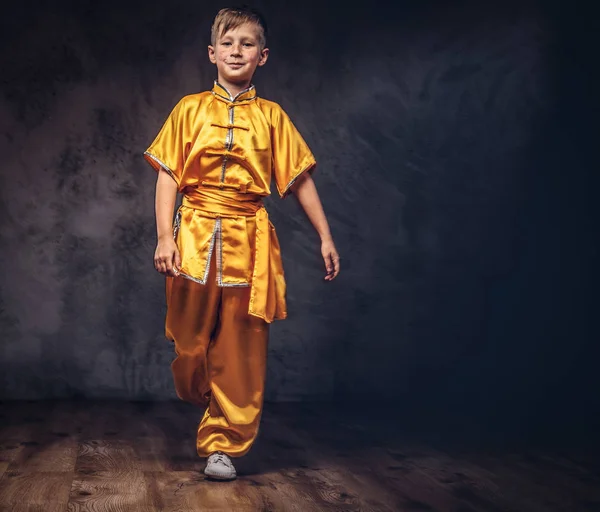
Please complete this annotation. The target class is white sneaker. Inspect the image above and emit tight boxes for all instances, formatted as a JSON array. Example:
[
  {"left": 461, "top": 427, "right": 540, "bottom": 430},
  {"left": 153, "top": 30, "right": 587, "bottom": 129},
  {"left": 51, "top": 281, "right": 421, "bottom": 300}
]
[{"left": 204, "top": 451, "right": 237, "bottom": 480}]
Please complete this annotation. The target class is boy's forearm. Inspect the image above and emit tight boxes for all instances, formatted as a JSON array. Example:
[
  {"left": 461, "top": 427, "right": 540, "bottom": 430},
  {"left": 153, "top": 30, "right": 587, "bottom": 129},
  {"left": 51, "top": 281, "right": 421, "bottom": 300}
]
[
  {"left": 291, "top": 173, "right": 333, "bottom": 242},
  {"left": 155, "top": 170, "right": 178, "bottom": 240}
]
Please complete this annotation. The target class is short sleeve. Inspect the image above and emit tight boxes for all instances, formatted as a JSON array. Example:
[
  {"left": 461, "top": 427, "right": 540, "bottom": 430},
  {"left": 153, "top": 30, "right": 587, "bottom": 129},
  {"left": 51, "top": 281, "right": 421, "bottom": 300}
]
[
  {"left": 143, "top": 99, "right": 187, "bottom": 186},
  {"left": 271, "top": 107, "right": 316, "bottom": 199}
]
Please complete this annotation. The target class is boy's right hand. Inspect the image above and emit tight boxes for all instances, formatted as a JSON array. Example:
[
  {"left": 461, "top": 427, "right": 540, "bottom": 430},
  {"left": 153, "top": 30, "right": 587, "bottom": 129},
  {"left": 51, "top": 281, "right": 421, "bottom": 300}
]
[{"left": 154, "top": 236, "right": 181, "bottom": 277}]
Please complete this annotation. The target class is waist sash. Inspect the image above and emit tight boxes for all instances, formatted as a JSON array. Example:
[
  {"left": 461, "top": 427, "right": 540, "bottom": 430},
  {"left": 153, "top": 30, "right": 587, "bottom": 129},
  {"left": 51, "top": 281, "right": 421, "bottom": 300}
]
[{"left": 180, "top": 186, "right": 286, "bottom": 323}]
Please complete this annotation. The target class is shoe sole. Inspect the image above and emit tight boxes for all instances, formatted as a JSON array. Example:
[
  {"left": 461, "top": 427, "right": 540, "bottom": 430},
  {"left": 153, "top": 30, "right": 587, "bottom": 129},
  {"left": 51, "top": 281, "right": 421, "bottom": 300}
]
[{"left": 204, "top": 470, "right": 237, "bottom": 481}]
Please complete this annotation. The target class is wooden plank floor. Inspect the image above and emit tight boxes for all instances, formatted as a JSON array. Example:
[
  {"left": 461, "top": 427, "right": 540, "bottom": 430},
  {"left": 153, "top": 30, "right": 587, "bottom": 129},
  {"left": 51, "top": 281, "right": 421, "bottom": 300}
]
[{"left": 0, "top": 400, "right": 599, "bottom": 511}]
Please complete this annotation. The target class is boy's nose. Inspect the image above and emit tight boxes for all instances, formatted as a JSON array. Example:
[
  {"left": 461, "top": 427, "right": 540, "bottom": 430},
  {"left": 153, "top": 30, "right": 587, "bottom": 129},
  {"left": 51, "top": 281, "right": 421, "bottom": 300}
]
[{"left": 231, "top": 44, "right": 242, "bottom": 55}]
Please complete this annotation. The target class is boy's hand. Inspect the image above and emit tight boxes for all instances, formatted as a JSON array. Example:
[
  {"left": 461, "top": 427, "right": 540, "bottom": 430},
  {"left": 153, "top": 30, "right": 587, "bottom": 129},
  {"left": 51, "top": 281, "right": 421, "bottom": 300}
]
[
  {"left": 154, "top": 236, "right": 181, "bottom": 277},
  {"left": 321, "top": 238, "right": 340, "bottom": 281}
]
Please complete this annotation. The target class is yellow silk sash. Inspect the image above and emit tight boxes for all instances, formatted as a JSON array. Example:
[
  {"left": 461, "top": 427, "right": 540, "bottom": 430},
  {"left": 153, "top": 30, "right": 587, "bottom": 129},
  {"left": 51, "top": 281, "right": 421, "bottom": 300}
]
[{"left": 181, "top": 186, "right": 287, "bottom": 323}]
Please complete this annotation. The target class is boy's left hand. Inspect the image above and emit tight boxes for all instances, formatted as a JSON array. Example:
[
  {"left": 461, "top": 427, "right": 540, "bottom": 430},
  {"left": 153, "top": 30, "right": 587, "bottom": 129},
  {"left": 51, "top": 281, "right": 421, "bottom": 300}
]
[{"left": 321, "top": 238, "right": 340, "bottom": 281}]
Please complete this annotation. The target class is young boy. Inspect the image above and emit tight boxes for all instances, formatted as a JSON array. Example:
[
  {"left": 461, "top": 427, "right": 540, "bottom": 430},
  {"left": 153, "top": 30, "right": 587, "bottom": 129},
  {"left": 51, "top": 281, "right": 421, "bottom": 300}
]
[{"left": 143, "top": 6, "right": 340, "bottom": 481}]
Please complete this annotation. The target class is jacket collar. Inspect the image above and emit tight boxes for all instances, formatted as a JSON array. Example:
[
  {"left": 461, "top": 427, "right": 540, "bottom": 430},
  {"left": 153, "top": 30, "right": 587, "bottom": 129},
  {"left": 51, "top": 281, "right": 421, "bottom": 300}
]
[{"left": 212, "top": 81, "right": 257, "bottom": 103}]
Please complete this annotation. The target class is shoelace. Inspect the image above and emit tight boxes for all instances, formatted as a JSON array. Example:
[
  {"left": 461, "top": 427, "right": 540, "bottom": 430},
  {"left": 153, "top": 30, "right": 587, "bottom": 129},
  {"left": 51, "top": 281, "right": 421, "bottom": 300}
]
[{"left": 211, "top": 452, "right": 232, "bottom": 467}]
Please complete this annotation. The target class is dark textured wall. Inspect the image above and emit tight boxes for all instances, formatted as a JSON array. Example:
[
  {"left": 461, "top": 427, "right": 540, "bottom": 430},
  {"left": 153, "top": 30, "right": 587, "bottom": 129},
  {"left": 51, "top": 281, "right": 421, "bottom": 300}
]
[{"left": 0, "top": 0, "right": 596, "bottom": 425}]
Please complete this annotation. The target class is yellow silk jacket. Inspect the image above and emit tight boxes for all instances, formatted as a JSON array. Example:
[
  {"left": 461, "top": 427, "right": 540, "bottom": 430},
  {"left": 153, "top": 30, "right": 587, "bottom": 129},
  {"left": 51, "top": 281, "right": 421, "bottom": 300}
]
[{"left": 144, "top": 82, "right": 316, "bottom": 323}]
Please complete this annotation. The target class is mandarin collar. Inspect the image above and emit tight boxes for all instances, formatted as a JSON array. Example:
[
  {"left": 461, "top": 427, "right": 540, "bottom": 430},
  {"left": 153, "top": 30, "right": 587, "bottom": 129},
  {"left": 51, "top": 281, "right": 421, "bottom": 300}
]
[{"left": 212, "top": 81, "right": 257, "bottom": 103}]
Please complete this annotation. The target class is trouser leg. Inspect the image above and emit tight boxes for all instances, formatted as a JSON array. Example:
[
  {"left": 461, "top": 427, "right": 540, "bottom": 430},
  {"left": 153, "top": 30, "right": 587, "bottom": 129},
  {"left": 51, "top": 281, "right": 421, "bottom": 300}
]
[
  {"left": 165, "top": 255, "right": 221, "bottom": 407},
  {"left": 196, "top": 278, "right": 270, "bottom": 458}
]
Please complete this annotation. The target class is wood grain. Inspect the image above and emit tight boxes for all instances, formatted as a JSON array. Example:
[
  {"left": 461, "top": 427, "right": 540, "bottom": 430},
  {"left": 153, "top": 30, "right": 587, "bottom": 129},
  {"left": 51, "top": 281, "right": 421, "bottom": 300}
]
[
  {"left": 0, "top": 400, "right": 599, "bottom": 511},
  {"left": 7, "top": 435, "right": 78, "bottom": 473},
  {"left": 68, "top": 470, "right": 154, "bottom": 512},
  {"left": 0, "top": 471, "right": 73, "bottom": 512},
  {"left": 76, "top": 440, "right": 142, "bottom": 473}
]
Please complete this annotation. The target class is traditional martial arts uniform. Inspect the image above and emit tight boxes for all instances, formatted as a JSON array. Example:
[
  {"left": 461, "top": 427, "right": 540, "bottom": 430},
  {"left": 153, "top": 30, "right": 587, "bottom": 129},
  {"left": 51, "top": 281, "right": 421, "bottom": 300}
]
[{"left": 144, "top": 81, "right": 316, "bottom": 458}]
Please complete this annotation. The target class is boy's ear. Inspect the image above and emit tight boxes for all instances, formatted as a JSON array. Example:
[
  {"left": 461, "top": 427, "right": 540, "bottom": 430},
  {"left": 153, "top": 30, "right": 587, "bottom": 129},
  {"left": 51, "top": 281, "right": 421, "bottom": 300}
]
[
  {"left": 208, "top": 45, "right": 217, "bottom": 64},
  {"left": 258, "top": 47, "right": 269, "bottom": 67}
]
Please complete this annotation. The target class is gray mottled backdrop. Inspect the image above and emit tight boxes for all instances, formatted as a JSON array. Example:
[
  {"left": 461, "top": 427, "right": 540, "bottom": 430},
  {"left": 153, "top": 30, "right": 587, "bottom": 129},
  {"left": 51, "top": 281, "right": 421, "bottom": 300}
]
[{"left": 1, "top": 0, "right": 597, "bottom": 426}]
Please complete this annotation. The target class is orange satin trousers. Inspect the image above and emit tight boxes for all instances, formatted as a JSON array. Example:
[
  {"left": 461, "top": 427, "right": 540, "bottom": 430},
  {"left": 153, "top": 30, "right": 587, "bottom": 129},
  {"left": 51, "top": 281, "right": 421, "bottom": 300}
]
[{"left": 165, "top": 253, "right": 269, "bottom": 458}]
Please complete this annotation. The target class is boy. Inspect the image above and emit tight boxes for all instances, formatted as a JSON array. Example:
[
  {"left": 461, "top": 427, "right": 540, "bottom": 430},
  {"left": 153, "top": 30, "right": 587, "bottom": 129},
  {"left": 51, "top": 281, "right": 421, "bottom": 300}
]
[{"left": 144, "top": 6, "right": 339, "bottom": 481}]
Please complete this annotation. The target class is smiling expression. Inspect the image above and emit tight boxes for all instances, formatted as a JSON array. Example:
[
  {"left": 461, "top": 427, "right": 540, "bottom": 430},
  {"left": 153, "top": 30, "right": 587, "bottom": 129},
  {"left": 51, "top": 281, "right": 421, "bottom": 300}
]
[{"left": 208, "top": 22, "right": 269, "bottom": 93}]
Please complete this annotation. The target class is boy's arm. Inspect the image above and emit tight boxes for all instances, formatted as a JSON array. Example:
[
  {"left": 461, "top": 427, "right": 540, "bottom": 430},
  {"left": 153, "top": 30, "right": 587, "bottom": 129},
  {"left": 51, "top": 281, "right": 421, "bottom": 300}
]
[
  {"left": 154, "top": 170, "right": 181, "bottom": 276},
  {"left": 290, "top": 173, "right": 340, "bottom": 281}
]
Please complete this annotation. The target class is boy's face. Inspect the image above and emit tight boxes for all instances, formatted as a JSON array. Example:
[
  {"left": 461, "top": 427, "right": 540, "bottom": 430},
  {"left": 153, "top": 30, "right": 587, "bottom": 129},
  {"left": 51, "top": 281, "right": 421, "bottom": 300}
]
[{"left": 208, "top": 22, "right": 269, "bottom": 90}]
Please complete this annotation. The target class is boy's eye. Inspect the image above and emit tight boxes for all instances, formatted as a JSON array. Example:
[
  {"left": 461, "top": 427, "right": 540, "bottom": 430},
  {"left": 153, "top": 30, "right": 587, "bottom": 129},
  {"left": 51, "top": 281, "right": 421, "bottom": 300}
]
[
  {"left": 221, "top": 41, "right": 232, "bottom": 46},
  {"left": 243, "top": 43, "right": 254, "bottom": 47}
]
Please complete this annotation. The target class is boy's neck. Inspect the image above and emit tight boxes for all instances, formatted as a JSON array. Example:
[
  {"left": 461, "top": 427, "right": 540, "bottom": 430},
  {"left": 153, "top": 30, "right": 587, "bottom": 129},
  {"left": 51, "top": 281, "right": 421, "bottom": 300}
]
[{"left": 216, "top": 77, "right": 253, "bottom": 99}]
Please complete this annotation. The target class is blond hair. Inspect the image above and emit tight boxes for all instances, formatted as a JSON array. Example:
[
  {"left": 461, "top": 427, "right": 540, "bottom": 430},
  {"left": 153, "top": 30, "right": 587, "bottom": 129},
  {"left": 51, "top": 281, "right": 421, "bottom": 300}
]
[{"left": 211, "top": 6, "right": 267, "bottom": 50}]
